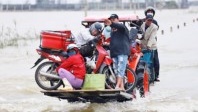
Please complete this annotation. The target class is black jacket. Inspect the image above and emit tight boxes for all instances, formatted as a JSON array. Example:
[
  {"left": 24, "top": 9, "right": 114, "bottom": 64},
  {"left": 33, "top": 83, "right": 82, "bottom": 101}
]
[{"left": 110, "top": 22, "right": 130, "bottom": 58}]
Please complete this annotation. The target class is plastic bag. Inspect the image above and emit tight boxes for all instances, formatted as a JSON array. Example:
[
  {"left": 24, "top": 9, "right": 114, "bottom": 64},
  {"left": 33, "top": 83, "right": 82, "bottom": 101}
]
[{"left": 82, "top": 74, "right": 105, "bottom": 90}]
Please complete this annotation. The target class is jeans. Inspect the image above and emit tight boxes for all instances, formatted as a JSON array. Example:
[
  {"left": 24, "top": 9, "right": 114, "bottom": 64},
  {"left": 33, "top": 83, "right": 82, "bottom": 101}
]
[{"left": 112, "top": 55, "right": 128, "bottom": 78}]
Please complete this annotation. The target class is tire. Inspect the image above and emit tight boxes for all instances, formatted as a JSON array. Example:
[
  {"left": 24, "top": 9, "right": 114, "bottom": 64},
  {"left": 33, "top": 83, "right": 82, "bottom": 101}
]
[
  {"left": 102, "top": 66, "right": 137, "bottom": 93},
  {"left": 102, "top": 66, "right": 116, "bottom": 89},
  {"left": 124, "top": 67, "right": 138, "bottom": 93},
  {"left": 136, "top": 62, "right": 150, "bottom": 97},
  {"left": 137, "top": 70, "right": 150, "bottom": 97},
  {"left": 35, "top": 61, "right": 62, "bottom": 90},
  {"left": 143, "top": 68, "right": 150, "bottom": 96}
]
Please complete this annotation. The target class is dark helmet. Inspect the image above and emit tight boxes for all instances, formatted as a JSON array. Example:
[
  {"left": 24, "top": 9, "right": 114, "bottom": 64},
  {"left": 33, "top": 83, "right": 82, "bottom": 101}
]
[
  {"left": 144, "top": 6, "right": 155, "bottom": 17},
  {"left": 89, "top": 22, "right": 103, "bottom": 36}
]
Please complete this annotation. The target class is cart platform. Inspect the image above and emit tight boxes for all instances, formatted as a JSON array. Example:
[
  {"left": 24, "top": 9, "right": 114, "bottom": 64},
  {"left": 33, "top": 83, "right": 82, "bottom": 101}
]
[{"left": 41, "top": 89, "right": 133, "bottom": 103}]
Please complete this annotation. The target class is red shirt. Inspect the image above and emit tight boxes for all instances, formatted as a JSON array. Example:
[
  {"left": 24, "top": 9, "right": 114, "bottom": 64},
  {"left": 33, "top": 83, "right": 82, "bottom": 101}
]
[{"left": 56, "top": 53, "right": 86, "bottom": 79}]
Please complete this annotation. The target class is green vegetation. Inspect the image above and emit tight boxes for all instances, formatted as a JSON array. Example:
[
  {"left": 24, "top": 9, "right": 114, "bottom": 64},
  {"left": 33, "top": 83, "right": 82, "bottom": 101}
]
[{"left": 0, "top": 20, "right": 39, "bottom": 49}]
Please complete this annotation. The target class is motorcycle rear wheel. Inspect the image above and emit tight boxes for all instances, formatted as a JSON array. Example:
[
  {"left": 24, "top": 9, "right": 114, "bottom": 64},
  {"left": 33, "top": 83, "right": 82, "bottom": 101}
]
[{"left": 35, "top": 61, "right": 62, "bottom": 90}]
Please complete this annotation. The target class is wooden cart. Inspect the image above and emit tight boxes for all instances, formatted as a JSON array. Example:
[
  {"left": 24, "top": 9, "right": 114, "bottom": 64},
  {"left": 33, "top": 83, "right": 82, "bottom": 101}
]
[{"left": 41, "top": 89, "right": 133, "bottom": 103}]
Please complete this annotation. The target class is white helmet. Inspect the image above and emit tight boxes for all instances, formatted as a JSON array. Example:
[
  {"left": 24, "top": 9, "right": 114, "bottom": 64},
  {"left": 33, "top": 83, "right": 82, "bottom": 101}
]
[
  {"left": 67, "top": 44, "right": 79, "bottom": 51},
  {"left": 145, "top": 6, "right": 155, "bottom": 17}
]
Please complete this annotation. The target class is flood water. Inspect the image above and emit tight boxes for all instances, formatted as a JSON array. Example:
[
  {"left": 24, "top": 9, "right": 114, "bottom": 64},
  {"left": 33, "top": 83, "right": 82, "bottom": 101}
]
[{"left": 0, "top": 7, "right": 198, "bottom": 112}]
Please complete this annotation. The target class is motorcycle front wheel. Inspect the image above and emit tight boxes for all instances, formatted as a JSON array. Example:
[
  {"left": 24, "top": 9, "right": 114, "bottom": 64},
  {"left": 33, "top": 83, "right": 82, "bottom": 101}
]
[
  {"left": 35, "top": 61, "right": 62, "bottom": 90},
  {"left": 136, "top": 62, "right": 150, "bottom": 97},
  {"left": 102, "top": 66, "right": 137, "bottom": 93}
]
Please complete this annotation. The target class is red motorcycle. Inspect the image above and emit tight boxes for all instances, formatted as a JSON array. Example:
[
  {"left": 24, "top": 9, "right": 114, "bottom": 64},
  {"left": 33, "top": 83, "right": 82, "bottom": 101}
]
[
  {"left": 32, "top": 30, "right": 137, "bottom": 92},
  {"left": 129, "top": 43, "right": 150, "bottom": 97},
  {"left": 31, "top": 30, "right": 75, "bottom": 90},
  {"left": 128, "top": 27, "right": 150, "bottom": 97},
  {"left": 81, "top": 15, "right": 150, "bottom": 96},
  {"left": 79, "top": 35, "right": 137, "bottom": 93}
]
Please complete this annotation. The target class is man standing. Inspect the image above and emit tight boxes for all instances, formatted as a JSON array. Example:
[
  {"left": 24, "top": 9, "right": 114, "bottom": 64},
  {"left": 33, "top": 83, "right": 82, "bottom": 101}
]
[
  {"left": 140, "top": 15, "right": 160, "bottom": 82},
  {"left": 104, "top": 14, "right": 130, "bottom": 90},
  {"left": 144, "top": 7, "right": 160, "bottom": 82}
]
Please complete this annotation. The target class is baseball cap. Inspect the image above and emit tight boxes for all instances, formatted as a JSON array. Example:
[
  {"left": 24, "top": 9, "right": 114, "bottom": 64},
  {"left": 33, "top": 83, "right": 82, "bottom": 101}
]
[
  {"left": 146, "top": 15, "right": 153, "bottom": 20},
  {"left": 108, "top": 14, "right": 119, "bottom": 19}
]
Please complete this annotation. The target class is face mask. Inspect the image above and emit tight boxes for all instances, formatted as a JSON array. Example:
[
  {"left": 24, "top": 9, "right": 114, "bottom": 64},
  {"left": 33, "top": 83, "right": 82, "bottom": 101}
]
[
  {"left": 103, "top": 26, "right": 111, "bottom": 39},
  {"left": 67, "top": 50, "right": 76, "bottom": 56},
  {"left": 105, "top": 26, "right": 111, "bottom": 32},
  {"left": 147, "top": 12, "right": 154, "bottom": 17}
]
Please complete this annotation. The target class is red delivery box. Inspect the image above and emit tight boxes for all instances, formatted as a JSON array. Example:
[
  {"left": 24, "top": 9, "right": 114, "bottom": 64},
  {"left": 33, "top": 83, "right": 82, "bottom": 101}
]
[{"left": 40, "top": 30, "right": 74, "bottom": 50}]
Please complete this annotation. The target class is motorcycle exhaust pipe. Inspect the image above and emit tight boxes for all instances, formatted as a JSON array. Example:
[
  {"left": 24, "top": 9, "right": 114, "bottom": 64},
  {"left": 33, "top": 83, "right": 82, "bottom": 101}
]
[{"left": 39, "top": 71, "right": 61, "bottom": 80}]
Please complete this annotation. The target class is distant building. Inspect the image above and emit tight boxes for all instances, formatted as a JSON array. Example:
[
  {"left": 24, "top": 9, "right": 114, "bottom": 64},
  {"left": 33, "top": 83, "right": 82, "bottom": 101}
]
[
  {"left": 36, "top": 0, "right": 55, "bottom": 5},
  {"left": 145, "top": 0, "right": 155, "bottom": 7},
  {"left": 101, "top": 0, "right": 120, "bottom": 3},
  {"left": 0, "top": 0, "right": 196, "bottom": 11},
  {"left": 180, "top": 0, "right": 189, "bottom": 8}
]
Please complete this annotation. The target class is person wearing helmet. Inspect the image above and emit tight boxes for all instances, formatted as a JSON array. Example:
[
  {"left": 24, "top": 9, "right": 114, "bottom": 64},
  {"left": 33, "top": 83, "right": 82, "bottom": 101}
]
[
  {"left": 104, "top": 14, "right": 130, "bottom": 90},
  {"left": 144, "top": 6, "right": 159, "bottom": 29},
  {"left": 145, "top": 6, "right": 155, "bottom": 17},
  {"left": 56, "top": 44, "right": 86, "bottom": 90},
  {"left": 145, "top": 7, "right": 160, "bottom": 82},
  {"left": 75, "top": 22, "right": 95, "bottom": 47},
  {"left": 79, "top": 22, "right": 103, "bottom": 58},
  {"left": 89, "top": 22, "right": 103, "bottom": 37},
  {"left": 89, "top": 22, "right": 105, "bottom": 46},
  {"left": 140, "top": 15, "right": 160, "bottom": 82}
]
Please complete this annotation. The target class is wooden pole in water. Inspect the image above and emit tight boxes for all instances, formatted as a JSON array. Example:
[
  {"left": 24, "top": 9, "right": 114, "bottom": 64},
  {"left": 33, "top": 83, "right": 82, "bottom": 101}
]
[
  {"left": 184, "top": 22, "right": 186, "bottom": 26},
  {"left": 177, "top": 25, "right": 179, "bottom": 29},
  {"left": 161, "top": 30, "right": 164, "bottom": 35},
  {"left": 170, "top": 26, "right": 173, "bottom": 32}
]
